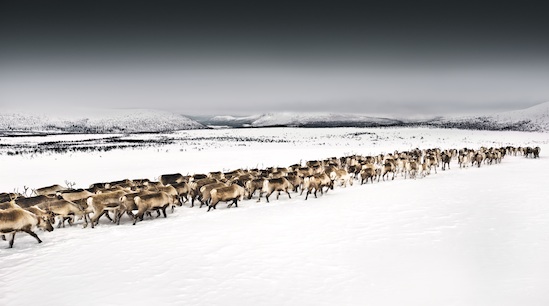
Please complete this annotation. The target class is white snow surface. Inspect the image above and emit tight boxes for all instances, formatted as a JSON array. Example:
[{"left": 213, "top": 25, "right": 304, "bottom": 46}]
[
  {"left": 1, "top": 127, "right": 549, "bottom": 306},
  {"left": 0, "top": 109, "right": 204, "bottom": 133}
]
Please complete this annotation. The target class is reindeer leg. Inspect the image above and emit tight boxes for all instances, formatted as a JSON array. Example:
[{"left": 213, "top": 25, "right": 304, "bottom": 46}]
[
  {"left": 93, "top": 211, "right": 107, "bottom": 226},
  {"left": 104, "top": 212, "right": 114, "bottom": 223},
  {"left": 23, "top": 229, "right": 42, "bottom": 244},
  {"left": 286, "top": 190, "right": 291, "bottom": 199},
  {"left": 9, "top": 232, "right": 16, "bottom": 248},
  {"left": 162, "top": 206, "right": 168, "bottom": 218},
  {"left": 234, "top": 198, "right": 238, "bottom": 208},
  {"left": 1, "top": 234, "right": 5, "bottom": 241},
  {"left": 56, "top": 216, "right": 63, "bottom": 229}
]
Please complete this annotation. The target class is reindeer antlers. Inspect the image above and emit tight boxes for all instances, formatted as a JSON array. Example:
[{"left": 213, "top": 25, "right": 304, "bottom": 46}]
[
  {"left": 23, "top": 185, "right": 30, "bottom": 197},
  {"left": 65, "top": 180, "right": 76, "bottom": 190}
]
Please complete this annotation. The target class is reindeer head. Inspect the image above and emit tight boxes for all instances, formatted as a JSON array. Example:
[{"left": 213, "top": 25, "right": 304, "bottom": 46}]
[{"left": 38, "top": 216, "right": 54, "bottom": 232}]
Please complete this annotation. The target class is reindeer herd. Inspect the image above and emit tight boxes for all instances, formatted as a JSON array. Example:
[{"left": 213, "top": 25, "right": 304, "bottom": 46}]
[{"left": 0, "top": 145, "right": 541, "bottom": 248}]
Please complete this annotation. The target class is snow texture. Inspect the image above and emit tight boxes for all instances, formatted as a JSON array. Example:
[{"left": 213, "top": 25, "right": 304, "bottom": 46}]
[
  {"left": 1, "top": 127, "right": 548, "bottom": 306},
  {"left": 0, "top": 109, "right": 205, "bottom": 134}
]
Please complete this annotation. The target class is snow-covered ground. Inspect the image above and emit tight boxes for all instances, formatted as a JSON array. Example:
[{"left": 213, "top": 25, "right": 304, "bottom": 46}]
[{"left": 1, "top": 127, "right": 548, "bottom": 306}]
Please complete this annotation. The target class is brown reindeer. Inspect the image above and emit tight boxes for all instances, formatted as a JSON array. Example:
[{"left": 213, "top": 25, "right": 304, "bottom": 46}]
[
  {"left": 302, "top": 173, "right": 333, "bottom": 200},
  {"left": 188, "top": 178, "right": 218, "bottom": 207},
  {"left": 34, "top": 184, "right": 67, "bottom": 196},
  {"left": 170, "top": 182, "right": 192, "bottom": 205},
  {"left": 246, "top": 178, "right": 266, "bottom": 200},
  {"left": 208, "top": 185, "right": 247, "bottom": 212},
  {"left": 87, "top": 190, "right": 127, "bottom": 228},
  {"left": 36, "top": 200, "right": 89, "bottom": 228},
  {"left": 0, "top": 208, "right": 54, "bottom": 248},
  {"left": 360, "top": 164, "right": 377, "bottom": 184},
  {"left": 159, "top": 173, "right": 184, "bottom": 186},
  {"left": 132, "top": 192, "right": 174, "bottom": 224},
  {"left": 198, "top": 182, "right": 227, "bottom": 208},
  {"left": 379, "top": 161, "right": 396, "bottom": 181},
  {"left": 15, "top": 195, "right": 58, "bottom": 208},
  {"left": 441, "top": 153, "right": 451, "bottom": 171},
  {"left": 261, "top": 178, "right": 293, "bottom": 203}
]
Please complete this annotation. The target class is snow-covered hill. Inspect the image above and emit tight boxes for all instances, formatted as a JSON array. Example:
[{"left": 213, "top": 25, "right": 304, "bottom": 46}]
[
  {"left": 0, "top": 109, "right": 205, "bottom": 133},
  {"left": 428, "top": 101, "right": 549, "bottom": 132},
  {"left": 202, "top": 102, "right": 549, "bottom": 132},
  {"left": 204, "top": 112, "right": 402, "bottom": 128}
]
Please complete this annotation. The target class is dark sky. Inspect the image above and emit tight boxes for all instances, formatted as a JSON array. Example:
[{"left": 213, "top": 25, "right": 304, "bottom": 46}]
[{"left": 1, "top": 1, "right": 549, "bottom": 116}]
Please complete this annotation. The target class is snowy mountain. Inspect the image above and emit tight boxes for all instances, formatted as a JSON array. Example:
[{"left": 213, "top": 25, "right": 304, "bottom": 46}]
[
  {"left": 0, "top": 109, "right": 205, "bottom": 134},
  {"left": 200, "top": 102, "right": 549, "bottom": 132},
  {"left": 2, "top": 102, "right": 548, "bottom": 133},
  {"left": 429, "top": 101, "right": 549, "bottom": 131},
  {"left": 202, "top": 112, "right": 403, "bottom": 128}
]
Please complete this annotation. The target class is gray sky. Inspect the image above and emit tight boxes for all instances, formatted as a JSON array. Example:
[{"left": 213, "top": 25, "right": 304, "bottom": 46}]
[{"left": 1, "top": 1, "right": 549, "bottom": 116}]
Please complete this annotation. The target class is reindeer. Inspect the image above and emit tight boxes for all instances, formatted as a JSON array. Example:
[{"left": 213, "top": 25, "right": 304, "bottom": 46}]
[
  {"left": 329, "top": 169, "right": 353, "bottom": 187},
  {"left": 472, "top": 152, "right": 484, "bottom": 168},
  {"left": 207, "top": 185, "right": 247, "bottom": 212},
  {"left": 261, "top": 178, "right": 294, "bottom": 203},
  {"left": 25, "top": 206, "right": 56, "bottom": 225},
  {"left": 441, "top": 153, "right": 451, "bottom": 171},
  {"left": 198, "top": 182, "right": 227, "bottom": 208},
  {"left": 406, "top": 160, "right": 420, "bottom": 179},
  {"left": 286, "top": 174, "right": 303, "bottom": 193},
  {"left": 159, "top": 173, "right": 184, "bottom": 186},
  {"left": 36, "top": 200, "right": 89, "bottom": 228},
  {"left": 302, "top": 176, "right": 321, "bottom": 200},
  {"left": 0, "top": 192, "right": 23, "bottom": 203},
  {"left": 170, "top": 182, "right": 191, "bottom": 205},
  {"left": 15, "top": 195, "right": 58, "bottom": 208},
  {"left": 0, "top": 207, "right": 54, "bottom": 248},
  {"left": 302, "top": 173, "right": 333, "bottom": 200},
  {"left": 533, "top": 146, "right": 541, "bottom": 158},
  {"left": 458, "top": 153, "right": 469, "bottom": 168},
  {"left": 360, "top": 164, "right": 378, "bottom": 184},
  {"left": 188, "top": 178, "right": 218, "bottom": 207},
  {"left": 114, "top": 191, "right": 153, "bottom": 225},
  {"left": 34, "top": 184, "right": 67, "bottom": 196},
  {"left": 145, "top": 185, "right": 181, "bottom": 212},
  {"left": 132, "top": 192, "right": 175, "bottom": 225},
  {"left": 208, "top": 171, "right": 225, "bottom": 181},
  {"left": 57, "top": 189, "right": 96, "bottom": 202},
  {"left": 87, "top": 190, "right": 127, "bottom": 228},
  {"left": 379, "top": 161, "right": 396, "bottom": 181},
  {"left": 246, "top": 178, "right": 266, "bottom": 200}
]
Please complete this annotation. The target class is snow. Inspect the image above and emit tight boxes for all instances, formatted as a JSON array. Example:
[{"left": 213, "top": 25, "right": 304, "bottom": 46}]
[
  {"left": 199, "top": 101, "right": 549, "bottom": 131},
  {"left": 1, "top": 127, "right": 549, "bottom": 306},
  {"left": 438, "top": 101, "right": 549, "bottom": 132},
  {"left": 0, "top": 109, "right": 205, "bottom": 133},
  {"left": 205, "top": 112, "right": 400, "bottom": 127}
]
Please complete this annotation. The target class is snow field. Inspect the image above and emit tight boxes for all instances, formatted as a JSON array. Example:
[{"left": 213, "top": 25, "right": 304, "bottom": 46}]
[{"left": 1, "top": 127, "right": 549, "bottom": 306}]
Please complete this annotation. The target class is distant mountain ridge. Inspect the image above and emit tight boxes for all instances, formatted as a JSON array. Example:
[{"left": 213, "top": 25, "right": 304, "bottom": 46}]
[
  {"left": 2, "top": 102, "right": 548, "bottom": 134},
  {"left": 200, "top": 102, "right": 549, "bottom": 132},
  {"left": 428, "top": 101, "right": 549, "bottom": 131},
  {"left": 203, "top": 112, "right": 404, "bottom": 128},
  {"left": 0, "top": 109, "right": 205, "bottom": 134}
]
